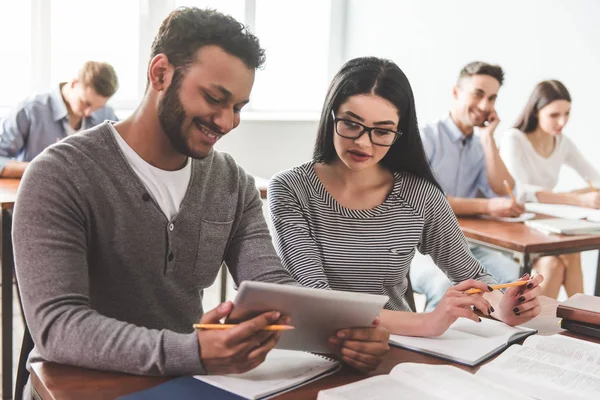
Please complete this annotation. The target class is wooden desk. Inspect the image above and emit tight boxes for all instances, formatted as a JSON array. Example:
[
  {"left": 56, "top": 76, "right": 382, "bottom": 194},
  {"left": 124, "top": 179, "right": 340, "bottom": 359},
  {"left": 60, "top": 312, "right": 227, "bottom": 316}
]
[
  {"left": 0, "top": 179, "right": 19, "bottom": 399},
  {"left": 30, "top": 298, "right": 598, "bottom": 400},
  {"left": 458, "top": 216, "right": 600, "bottom": 296}
]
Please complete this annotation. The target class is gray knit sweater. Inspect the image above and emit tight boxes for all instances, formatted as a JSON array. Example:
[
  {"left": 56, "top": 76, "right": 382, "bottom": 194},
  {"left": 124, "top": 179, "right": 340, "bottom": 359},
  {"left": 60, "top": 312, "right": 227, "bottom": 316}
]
[{"left": 13, "top": 122, "right": 297, "bottom": 376}]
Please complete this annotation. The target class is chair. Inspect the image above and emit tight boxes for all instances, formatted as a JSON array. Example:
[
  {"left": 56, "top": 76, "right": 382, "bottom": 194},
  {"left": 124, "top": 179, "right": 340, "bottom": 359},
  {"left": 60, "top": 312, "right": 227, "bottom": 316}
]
[{"left": 14, "top": 325, "right": 34, "bottom": 400}]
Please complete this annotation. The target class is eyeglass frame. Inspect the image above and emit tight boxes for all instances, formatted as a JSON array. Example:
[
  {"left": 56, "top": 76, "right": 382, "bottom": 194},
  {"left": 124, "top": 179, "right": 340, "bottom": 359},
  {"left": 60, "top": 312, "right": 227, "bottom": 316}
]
[{"left": 330, "top": 110, "right": 402, "bottom": 147}]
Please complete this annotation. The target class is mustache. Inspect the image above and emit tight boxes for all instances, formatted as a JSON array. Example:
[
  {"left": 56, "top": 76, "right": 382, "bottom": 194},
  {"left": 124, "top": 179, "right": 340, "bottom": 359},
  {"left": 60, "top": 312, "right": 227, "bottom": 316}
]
[{"left": 193, "top": 117, "right": 223, "bottom": 135}]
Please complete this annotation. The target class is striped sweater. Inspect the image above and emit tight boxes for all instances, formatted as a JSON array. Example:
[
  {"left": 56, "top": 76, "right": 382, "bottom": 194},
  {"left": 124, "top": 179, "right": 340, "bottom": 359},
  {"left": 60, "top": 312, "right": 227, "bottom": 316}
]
[{"left": 268, "top": 161, "right": 496, "bottom": 311}]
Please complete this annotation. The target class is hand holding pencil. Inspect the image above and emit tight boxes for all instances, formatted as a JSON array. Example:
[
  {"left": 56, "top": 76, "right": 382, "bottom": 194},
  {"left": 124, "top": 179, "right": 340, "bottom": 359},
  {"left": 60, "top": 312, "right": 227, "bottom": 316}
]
[{"left": 464, "top": 280, "right": 528, "bottom": 295}]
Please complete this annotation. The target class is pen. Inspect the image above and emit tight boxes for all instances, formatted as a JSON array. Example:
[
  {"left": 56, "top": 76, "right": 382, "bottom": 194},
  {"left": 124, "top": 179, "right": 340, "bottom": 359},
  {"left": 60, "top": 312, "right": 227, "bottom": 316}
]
[
  {"left": 464, "top": 280, "right": 528, "bottom": 294},
  {"left": 503, "top": 180, "right": 516, "bottom": 202},
  {"left": 193, "top": 324, "right": 295, "bottom": 331},
  {"left": 585, "top": 177, "right": 597, "bottom": 192}
]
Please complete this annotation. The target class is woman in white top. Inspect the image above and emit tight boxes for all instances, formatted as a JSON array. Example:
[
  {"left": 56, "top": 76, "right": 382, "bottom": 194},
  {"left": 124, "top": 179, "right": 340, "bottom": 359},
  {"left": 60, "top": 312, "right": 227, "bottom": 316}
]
[{"left": 500, "top": 80, "right": 600, "bottom": 298}]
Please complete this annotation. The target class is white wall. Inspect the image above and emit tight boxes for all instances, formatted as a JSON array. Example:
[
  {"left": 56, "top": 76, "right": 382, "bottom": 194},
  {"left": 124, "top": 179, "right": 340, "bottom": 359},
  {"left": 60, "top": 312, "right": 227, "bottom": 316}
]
[
  {"left": 344, "top": 0, "right": 600, "bottom": 191},
  {"left": 214, "top": 120, "right": 319, "bottom": 179}
]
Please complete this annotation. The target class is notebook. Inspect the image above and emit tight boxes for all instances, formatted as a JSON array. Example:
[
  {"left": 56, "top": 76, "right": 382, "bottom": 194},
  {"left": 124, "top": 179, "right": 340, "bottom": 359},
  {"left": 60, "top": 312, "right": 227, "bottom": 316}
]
[
  {"left": 195, "top": 349, "right": 340, "bottom": 399},
  {"left": 317, "top": 362, "right": 533, "bottom": 400},
  {"left": 119, "top": 350, "right": 339, "bottom": 400},
  {"left": 524, "top": 218, "right": 600, "bottom": 235},
  {"left": 525, "top": 202, "right": 600, "bottom": 222},
  {"left": 476, "top": 334, "right": 600, "bottom": 400},
  {"left": 388, "top": 317, "right": 537, "bottom": 367}
]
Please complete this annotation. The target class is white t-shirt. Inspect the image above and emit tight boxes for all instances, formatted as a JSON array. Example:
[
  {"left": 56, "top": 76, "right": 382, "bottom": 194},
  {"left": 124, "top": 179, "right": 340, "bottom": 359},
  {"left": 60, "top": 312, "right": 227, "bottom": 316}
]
[
  {"left": 500, "top": 128, "right": 600, "bottom": 200},
  {"left": 109, "top": 124, "right": 191, "bottom": 220}
]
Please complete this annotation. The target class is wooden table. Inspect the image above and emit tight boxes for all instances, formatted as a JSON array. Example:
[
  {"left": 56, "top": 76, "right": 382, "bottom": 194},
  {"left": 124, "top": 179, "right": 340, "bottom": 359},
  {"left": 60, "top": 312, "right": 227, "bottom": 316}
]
[
  {"left": 0, "top": 179, "right": 19, "bottom": 399},
  {"left": 29, "top": 298, "right": 598, "bottom": 400},
  {"left": 458, "top": 216, "right": 600, "bottom": 296}
]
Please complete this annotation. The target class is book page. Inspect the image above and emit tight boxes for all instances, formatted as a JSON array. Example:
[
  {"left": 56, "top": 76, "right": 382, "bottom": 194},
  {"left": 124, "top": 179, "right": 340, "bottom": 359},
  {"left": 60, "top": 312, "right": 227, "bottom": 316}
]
[
  {"left": 196, "top": 350, "right": 339, "bottom": 399},
  {"left": 476, "top": 335, "right": 600, "bottom": 400},
  {"left": 389, "top": 317, "right": 534, "bottom": 365},
  {"left": 480, "top": 212, "right": 536, "bottom": 223},
  {"left": 317, "top": 375, "right": 440, "bottom": 400}
]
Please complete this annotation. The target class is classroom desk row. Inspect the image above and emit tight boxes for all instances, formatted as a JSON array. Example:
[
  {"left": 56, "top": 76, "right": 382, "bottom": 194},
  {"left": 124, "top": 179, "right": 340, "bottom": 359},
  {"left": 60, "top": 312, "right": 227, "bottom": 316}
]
[
  {"left": 29, "top": 297, "right": 598, "bottom": 400},
  {"left": 4, "top": 179, "right": 600, "bottom": 398}
]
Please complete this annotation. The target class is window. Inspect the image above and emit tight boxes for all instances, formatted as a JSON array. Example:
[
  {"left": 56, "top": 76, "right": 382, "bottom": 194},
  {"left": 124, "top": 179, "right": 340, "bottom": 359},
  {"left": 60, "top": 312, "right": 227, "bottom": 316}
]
[
  {"left": 50, "top": 0, "right": 141, "bottom": 106},
  {"left": 174, "top": 0, "right": 245, "bottom": 22},
  {"left": 0, "top": 1, "right": 32, "bottom": 105},
  {"left": 252, "top": 0, "right": 332, "bottom": 112}
]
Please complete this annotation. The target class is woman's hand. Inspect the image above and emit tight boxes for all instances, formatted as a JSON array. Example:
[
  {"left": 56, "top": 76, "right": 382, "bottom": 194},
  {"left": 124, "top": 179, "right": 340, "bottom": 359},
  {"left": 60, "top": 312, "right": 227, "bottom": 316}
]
[
  {"left": 424, "top": 279, "right": 494, "bottom": 337},
  {"left": 496, "top": 273, "right": 544, "bottom": 326}
]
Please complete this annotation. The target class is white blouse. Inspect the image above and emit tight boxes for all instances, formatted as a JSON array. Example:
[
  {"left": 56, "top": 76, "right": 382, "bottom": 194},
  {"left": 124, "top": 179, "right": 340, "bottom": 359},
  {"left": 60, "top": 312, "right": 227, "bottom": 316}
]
[{"left": 499, "top": 128, "right": 600, "bottom": 200}]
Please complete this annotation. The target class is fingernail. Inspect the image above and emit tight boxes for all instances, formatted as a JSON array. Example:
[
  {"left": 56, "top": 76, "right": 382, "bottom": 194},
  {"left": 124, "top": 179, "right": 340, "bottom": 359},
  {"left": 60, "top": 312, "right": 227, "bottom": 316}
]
[
  {"left": 478, "top": 317, "right": 482, "bottom": 322},
  {"left": 487, "top": 286, "right": 493, "bottom": 291},
  {"left": 518, "top": 296, "right": 525, "bottom": 303},
  {"left": 218, "top": 302, "right": 229, "bottom": 312},
  {"left": 337, "top": 331, "right": 346, "bottom": 338},
  {"left": 514, "top": 310, "right": 520, "bottom": 316},
  {"left": 273, "top": 312, "right": 281, "bottom": 320},
  {"left": 526, "top": 283, "right": 533, "bottom": 289},
  {"left": 490, "top": 306, "right": 495, "bottom": 313}
]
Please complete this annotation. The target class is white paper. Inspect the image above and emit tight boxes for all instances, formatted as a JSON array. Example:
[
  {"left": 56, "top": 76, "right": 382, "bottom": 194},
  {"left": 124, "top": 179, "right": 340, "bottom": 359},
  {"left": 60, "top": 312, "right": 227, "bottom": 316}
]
[
  {"left": 476, "top": 335, "right": 600, "bottom": 400},
  {"left": 525, "top": 203, "right": 594, "bottom": 220},
  {"left": 480, "top": 212, "right": 536, "bottom": 223},
  {"left": 196, "top": 350, "right": 339, "bottom": 400},
  {"left": 388, "top": 317, "right": 534, "bottom": 365}
]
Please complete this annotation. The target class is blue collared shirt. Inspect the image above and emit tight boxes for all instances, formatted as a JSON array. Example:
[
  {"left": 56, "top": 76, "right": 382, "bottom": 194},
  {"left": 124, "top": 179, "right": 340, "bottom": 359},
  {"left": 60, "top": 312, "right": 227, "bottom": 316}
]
[
  {"left": 0, "top": 84, "right": 117, "bottom": 171},
  {"left": 420, "top": 115, "right": 496, "bottom": 198}
]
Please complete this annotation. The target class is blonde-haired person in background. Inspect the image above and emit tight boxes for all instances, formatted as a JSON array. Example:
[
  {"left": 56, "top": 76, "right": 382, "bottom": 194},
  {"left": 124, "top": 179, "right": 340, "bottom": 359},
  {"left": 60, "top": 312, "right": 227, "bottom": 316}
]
[
  {"left": 500, "top": 80, "right": 600, "bottom": 298},
  {"left": 0, "top": 60, "right": 119, "bottom": 178}
]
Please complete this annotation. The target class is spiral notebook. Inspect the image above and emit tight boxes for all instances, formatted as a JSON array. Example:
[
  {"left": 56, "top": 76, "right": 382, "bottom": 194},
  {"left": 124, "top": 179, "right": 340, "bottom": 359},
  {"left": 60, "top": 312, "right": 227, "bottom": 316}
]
[
  {"left": 195, "top": 349, "right": 340, "bottom": 399},
  {"left": 119, "top": 350, "right": 340, "bottom": 400}
]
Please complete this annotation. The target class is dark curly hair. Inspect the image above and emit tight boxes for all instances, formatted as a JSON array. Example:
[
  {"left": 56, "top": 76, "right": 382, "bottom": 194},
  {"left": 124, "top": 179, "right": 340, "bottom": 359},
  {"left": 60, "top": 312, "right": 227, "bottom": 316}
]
[{"left": 149, "top": 7, "right": 265, "bottom": 73}]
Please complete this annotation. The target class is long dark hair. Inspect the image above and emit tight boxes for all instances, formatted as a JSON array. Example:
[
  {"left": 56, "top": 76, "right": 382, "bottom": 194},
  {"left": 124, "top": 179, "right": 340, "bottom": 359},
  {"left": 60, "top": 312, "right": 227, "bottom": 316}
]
[
  {"left": 313, "top": 57, "right": 441, "bottom": 191},
  {"left": 513, "top": 80, "right": 571, "bottom": 133}
]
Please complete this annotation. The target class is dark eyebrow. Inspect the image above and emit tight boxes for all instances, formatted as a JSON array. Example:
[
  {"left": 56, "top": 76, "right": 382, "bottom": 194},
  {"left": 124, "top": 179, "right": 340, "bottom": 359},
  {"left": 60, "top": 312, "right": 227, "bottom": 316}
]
[{"left": 343, "top": 110, "right": 396, "bottom": 126}]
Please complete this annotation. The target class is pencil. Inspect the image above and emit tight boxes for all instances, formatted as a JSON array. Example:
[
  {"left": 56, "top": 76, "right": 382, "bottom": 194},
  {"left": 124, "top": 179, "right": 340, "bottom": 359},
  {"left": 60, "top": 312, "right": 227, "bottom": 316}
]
[
  {"left": 193, "top": 324, "right": 295, "bottom": 331},
  {"left": 464, "top": 280, "right": 528, "bottom": 295},
  {"left": 503, "top": 180, "right": 516, "bottom": 202},
  {"left": 585, "top": 177, "right": 598, "bottom": 192}
]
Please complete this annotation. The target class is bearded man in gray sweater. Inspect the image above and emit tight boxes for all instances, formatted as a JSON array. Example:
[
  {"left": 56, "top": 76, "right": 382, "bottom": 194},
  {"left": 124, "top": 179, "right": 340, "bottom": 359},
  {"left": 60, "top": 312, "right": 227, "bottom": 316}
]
[{"left": 13, "top": 7, "right": 390, "bottom": 395}]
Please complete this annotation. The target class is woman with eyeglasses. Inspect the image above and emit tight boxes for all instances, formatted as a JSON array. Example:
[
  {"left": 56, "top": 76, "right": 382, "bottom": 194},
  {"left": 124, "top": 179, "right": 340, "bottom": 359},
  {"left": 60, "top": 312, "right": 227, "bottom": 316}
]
[{"left": 268, "top": 57, "right": 544, "bottom": 339}]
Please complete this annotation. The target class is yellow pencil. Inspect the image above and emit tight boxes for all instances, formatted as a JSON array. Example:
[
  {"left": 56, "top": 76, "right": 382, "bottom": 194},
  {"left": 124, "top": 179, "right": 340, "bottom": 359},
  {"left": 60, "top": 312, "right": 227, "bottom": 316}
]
[
  {"left": 193, "top": 324, "right": 295, "bottom": 331},
  {"left": 503, "top": 180, "right": 516, "bottom": 202},
  {"left": 585, "top": 177, "right": 598, "bottom": 192},
  {"left": 465, "top": 280, "right": 528, "bottom": 295}
]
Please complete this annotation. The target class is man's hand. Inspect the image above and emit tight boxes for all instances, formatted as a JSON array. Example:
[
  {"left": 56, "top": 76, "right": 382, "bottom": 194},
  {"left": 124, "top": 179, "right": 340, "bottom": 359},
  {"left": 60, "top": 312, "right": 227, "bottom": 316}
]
[
  {"left": 425, "top": 279, "right": 493, "bottom": 337},
  {"left": 477, "top": 108, "right": 500, "bottom": 139},
  {"left": 328, "top": 318, "right": 390, "bottom": 372},
  {"left": 496, "top": 273, "right": 543, "bottom": 326},
  {"left": 488, "top": 197, "right": 525, "bottom": 217},
  {"left": 197, "top": 301, "right": 286, "bottom": 374}
]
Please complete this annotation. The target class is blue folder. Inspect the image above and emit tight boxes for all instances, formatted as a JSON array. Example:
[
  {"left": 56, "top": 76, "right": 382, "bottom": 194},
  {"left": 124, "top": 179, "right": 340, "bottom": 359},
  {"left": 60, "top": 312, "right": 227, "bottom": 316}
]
[{"left": 117, "top": 376, "right": 246, "bottom": 399}]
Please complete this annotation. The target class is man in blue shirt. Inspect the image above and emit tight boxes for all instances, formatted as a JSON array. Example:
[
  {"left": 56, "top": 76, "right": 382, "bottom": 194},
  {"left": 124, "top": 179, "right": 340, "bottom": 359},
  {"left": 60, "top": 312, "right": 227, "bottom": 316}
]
[
  {"left": 0, "top": 61, "right": 119, "bottom": 178},
  {"left": 411, "top": 61, "right": 524, "bottom": 310}
]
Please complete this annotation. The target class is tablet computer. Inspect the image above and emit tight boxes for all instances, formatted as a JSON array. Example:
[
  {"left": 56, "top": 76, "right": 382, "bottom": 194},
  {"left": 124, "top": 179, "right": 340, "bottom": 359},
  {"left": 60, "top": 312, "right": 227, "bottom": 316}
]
[{"left": 228, "top": 281, "right": 388, "bottom": 353}]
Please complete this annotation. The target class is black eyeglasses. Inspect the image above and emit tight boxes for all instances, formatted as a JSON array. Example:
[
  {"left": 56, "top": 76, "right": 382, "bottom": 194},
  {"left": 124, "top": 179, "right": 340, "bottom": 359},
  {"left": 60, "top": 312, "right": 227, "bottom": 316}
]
[{"left": 331, "top": 111, "right": 402, "bottom": 147}]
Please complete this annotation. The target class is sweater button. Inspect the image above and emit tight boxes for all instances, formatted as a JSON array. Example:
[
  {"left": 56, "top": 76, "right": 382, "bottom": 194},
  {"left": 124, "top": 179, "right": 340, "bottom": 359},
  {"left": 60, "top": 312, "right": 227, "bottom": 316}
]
[
  {"left": 142, "top": 193, "right": 151, "bottom": 202},
  {"left": 168, "top": 252, "right": 174, "bottom": 261}
]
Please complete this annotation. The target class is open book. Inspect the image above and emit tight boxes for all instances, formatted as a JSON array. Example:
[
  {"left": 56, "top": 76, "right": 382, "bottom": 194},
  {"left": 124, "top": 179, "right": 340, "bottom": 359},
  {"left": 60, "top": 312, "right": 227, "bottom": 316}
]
[
  {"left": 195, "top": 349, "right": 340, "bottom": 399},
  {"left": 480, "top": 212, "right": 536, "bottom": 223},
  {"left": 476, "top": 334, "right": 600, "bottom": 400},
  {"left": 388, "top": 317, "right": 537, "bottom": 366},
  {"left": 317, "top": 362, "right": 533, "bottom": 400}
]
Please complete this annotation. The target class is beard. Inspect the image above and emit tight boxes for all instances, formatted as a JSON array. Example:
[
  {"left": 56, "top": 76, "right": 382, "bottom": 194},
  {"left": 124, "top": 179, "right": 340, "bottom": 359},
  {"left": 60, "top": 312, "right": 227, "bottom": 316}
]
[{"left": 157, "top": 69, "right": 221, "bottom": 159}]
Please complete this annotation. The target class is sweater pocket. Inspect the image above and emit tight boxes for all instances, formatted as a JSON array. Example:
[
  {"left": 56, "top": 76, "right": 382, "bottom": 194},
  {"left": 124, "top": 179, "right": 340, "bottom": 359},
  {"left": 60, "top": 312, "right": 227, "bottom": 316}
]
[{"left": 194, "top": 219, "right": 234, "bottom": 282}]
